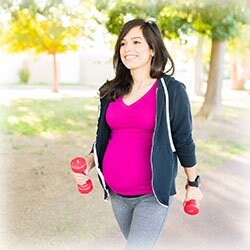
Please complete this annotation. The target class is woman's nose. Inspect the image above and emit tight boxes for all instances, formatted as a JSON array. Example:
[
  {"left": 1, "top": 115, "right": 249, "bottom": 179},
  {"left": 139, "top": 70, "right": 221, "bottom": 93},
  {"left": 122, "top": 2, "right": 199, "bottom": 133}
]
[{"left": 124, "top": 42, "right": 133, "bottom": 52}]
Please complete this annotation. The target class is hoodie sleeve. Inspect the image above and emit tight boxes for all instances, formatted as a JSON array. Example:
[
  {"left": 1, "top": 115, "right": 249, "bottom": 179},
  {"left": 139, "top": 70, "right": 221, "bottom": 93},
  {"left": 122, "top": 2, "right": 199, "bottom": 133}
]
[{"left": 169, "top": 81, "right": 196, "bottom": 167}]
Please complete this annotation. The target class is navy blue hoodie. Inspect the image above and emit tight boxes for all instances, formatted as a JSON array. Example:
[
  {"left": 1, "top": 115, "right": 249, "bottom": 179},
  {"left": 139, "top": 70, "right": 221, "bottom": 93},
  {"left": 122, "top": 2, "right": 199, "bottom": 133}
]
[{"left": 92, "top": 75, "right": 196, "bottom": 206}]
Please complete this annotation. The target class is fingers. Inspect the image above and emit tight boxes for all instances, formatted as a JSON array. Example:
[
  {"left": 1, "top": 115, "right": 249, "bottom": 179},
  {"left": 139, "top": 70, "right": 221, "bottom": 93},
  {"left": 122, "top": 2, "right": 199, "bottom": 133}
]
[
  {"left": 72, "top": 172, "right": 89, "bottom": 185},
  {"left": 85, "top": 164, "right": 91, "bottom": 175},
  {"left": 185, "top": 187, "right": 203, "bottom": 202}
]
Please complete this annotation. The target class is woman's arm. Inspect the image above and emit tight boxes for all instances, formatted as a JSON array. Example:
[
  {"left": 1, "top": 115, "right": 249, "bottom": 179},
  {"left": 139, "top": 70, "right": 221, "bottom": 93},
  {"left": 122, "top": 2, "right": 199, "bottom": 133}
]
[
  {"left": 85, "top": 152, "right": 95, "bottom": 173},
  {"left": 184, "top": 165, "right": 198, "bottom": 182}
]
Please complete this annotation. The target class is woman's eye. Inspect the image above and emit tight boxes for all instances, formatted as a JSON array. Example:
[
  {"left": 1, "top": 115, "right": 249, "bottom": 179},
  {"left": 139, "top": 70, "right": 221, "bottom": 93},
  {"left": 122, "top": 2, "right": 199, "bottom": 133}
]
[
  {"left": 133, "top": 41, "right": 141, "bottom": 44},
  {"left": 120, "top": 42, "right": 126, "bottom": 46}
]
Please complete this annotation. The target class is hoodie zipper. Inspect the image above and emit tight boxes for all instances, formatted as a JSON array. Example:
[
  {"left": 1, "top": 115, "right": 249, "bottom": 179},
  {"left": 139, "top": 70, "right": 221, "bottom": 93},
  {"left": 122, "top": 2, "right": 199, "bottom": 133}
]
[
  {"left": 93, "top": 143, "right": 109, "bottom": 200},
  {"left": 160, "top": 78, "right": 176, "bottom": 153},
  {"left": 93, "top": 99, "right": 109, "bottom": 200},
  {"left": 150, "top": 86, "right": 170, "bottom": 208}
]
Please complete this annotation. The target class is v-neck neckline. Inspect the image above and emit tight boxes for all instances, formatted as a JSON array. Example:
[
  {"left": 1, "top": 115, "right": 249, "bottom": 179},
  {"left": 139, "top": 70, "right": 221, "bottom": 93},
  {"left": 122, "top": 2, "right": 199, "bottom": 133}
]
[{"left": 121, "top": 80, "right": 157, "bottom": 107}]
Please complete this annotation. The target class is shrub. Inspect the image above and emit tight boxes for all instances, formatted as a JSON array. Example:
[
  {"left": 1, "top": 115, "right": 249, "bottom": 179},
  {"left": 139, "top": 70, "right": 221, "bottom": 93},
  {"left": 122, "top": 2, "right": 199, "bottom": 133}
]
[{"left": 18, "top": 68, "right": 30, "bottom": 84}]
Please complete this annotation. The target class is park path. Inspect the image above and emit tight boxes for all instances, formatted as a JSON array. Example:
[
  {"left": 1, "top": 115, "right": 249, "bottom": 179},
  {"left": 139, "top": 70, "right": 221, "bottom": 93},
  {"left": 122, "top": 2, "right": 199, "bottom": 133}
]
[
  {"left": 83, "top": 151, "right": 250, "bottom": 250},
  {"left": 157, "top": 150, "right": 250, "bottom": 250},
  {"left": 0, "top": 86, "right": 249, "bottom": 250},
  {"left": 1, "top": 151, "right": 249, "bottom": 250}
]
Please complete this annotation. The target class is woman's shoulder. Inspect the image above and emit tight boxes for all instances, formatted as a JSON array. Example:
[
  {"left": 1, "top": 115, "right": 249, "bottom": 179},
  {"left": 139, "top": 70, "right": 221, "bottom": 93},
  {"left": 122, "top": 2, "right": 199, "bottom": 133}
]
[{"left": 160, "top": 75, "right": 186, "bottom": 91}]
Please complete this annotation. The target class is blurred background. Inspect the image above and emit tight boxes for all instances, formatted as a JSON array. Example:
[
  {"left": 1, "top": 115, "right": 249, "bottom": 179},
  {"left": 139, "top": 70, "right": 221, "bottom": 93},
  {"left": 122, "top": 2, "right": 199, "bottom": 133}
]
[{"left": 0, "top": 0, "right": 250, "bottom": 250}]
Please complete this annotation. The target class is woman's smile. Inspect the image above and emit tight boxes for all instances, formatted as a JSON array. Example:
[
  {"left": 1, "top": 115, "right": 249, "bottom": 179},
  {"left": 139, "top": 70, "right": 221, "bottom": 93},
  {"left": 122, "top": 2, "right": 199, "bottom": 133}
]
[{"left": 124, "top": 55, "right": 137, "bottom": 60}]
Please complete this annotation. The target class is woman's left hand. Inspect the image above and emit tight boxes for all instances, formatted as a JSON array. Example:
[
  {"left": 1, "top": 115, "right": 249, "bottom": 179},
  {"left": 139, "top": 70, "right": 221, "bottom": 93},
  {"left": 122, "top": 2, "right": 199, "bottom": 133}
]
[{"left": 184, "top": 186, "right": 203, "bottom": 204}]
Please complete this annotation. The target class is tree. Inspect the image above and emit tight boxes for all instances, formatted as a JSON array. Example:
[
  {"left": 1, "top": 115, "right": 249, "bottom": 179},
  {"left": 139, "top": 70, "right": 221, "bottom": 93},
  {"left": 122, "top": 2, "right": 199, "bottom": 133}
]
[
  {"left": 228, "top": 24, "right": 250, "bottom": 90},
  {"left": 159, "top": 0, "right": 249, "bottom": 119},
  {"left": 192, "top": 1, "right": 249, "bottom": 118},
  {"left": 0, "top": 0, "right": 91, "bottom": 92}
]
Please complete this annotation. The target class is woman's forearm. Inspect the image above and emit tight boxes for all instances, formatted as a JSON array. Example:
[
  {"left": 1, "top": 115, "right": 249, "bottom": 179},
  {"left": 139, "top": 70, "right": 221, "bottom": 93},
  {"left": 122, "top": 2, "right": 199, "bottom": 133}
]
[
  {"left": 86, "top": 153, "right": 95, "bottom": 170},
  {"left": 184, "top": 165, "right": 198, "bottom": 181}
]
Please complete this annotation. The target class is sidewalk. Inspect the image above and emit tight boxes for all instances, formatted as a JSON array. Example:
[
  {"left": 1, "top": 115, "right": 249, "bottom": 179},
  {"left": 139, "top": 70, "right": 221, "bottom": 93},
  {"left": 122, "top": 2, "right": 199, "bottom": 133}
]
[
  {"left": 91, "top": 151, "right": 250, "bottom": 250},
  {"left": 1, "top": 86, "right": 249, "bottom": 250},
  {"left": 156, "top": 151, "right": 250, "bottom": 250},
  {"left": 1, "top": 152, "right": 249, "bottom": 250},
  {"left": 70, "top": 151, "right": 250, "bottom": 250},
  {"left": 0, "top": 85, "right": 98, "bottom": 105}
]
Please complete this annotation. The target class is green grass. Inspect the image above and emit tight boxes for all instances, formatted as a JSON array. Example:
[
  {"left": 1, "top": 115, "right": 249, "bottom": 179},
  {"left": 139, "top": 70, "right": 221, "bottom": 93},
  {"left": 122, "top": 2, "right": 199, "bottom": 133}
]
[
  {"left": 191, "top": 102, "right": 250, "bottom": 170},
  {"left": 1, "top": 97, "right": 249, "bottom": 170},
  {"left": 0, "top": 98, "right": 98, "bottom": 136},
  {"left": 196, "top": 137, "right": 248, "bottom": 171}
]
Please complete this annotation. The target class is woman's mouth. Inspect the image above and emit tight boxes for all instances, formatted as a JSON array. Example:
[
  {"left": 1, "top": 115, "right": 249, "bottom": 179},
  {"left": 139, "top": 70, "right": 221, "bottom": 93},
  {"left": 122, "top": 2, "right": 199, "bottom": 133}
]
[{"left": 125, "top": 55, "right": 137, "bottom": 60}]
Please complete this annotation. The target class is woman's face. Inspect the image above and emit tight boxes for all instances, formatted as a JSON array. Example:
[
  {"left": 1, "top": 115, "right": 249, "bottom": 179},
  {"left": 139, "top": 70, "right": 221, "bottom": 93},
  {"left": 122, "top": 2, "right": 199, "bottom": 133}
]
[{"left": 119, "top": 26, "right": 154, "bottom": 72}]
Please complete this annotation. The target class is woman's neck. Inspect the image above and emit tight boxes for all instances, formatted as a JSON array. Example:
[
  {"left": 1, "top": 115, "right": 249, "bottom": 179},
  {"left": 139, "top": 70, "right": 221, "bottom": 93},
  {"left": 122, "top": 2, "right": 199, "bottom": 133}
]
[{"left": 130, "top": 68, "right": 155, "bottom": 89}]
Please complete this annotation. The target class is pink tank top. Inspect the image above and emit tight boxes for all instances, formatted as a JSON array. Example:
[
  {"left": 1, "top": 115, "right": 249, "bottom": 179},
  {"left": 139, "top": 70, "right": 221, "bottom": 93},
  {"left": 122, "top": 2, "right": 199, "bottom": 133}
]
[{"left": 103, "top": 80, "right": 157, "bottom": 196}]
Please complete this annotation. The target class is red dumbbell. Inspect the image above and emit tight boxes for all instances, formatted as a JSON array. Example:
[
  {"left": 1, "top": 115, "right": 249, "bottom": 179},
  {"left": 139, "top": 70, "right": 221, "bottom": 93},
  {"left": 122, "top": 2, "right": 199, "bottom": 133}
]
[
  {"left": 183, "top": 184, "right": 199, "bottom": 215},
  {"left": 184, "top": 199, "right": 199, "bottom": 215},
  {"left": 70, "top": 157, "right": 93, "bottom": 194}
]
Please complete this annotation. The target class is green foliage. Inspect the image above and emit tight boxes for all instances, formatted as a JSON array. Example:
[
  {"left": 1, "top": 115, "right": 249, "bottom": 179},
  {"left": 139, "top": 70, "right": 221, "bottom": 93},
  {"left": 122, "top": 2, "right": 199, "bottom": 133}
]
[
  {"left": 191, "top": 1, "right": 241, "bottom": 41},
  {"left": 18, "top": 67, "right": 30, "bottom": 84},
  {"left": 98, "top": 0, "right": 249, "bottom": 42},
  {"left": 94, "top": 0, "right": 111, "bottom": 11},
  {"left": 158, "top": 5, "right": 193, "bottom": 40},
  {"left": 0, "top": 0, "right": 86, "bottom": 54},
  {"left": 228, "top": 24, "right": 250, "bottom": 56},
  {"left": 158, "top": 0, "right": 249, "bottom": 41},
  {"left": 95, "top": 0, "right": 167, "bottom": 35},
  {"left": 105, "top": 1, "right": 146, "bottom": 35}
]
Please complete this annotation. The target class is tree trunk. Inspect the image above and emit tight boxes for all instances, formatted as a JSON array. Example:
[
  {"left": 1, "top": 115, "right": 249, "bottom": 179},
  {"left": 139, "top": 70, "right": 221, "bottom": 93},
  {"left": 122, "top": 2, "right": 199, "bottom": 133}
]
[
  {"left": 196, "top": 40, "right": 226, "bottom": 119},
  {"left": 194, "top": 36, "right": 204, "bottom": 96},
  {"left": 52, "top": 52, "right": 59, "bottom": 92},
  {"left": 231, "top": 59, "right": 246, "bottom": 90},
  {"left": 231, "top": 59, "right": 238, "bottom": 89}
]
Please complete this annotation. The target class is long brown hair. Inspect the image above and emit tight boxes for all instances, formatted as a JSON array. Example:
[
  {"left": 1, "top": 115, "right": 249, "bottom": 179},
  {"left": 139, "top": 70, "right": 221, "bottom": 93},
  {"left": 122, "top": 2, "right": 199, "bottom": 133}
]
[{"left": 99, "top": 19, "right": 175, "bottom": 100}]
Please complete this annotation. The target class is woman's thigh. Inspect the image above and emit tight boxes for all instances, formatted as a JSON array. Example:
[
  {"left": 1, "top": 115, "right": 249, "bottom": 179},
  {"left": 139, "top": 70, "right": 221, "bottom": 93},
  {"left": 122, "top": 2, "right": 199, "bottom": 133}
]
[
  {"left": 125, "top": 195, "right": 173, "bottom": 250},
  {"left": 110, "top": 192, "right": 173, "bottom": 250},
  {"left": 110, "top": 192, "right": 135, "bottom": 239}
]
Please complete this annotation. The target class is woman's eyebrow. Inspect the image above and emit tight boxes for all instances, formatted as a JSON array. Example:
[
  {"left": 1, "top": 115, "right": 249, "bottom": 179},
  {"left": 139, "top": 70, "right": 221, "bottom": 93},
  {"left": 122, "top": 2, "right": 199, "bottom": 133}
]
[{"left": 121, "top": 36, "right": 143, "bottom": 41}]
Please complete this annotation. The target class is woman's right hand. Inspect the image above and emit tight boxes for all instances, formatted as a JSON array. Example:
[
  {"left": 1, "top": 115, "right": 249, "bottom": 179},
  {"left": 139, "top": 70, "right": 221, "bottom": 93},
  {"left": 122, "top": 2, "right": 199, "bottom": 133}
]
[
  {"left": 72, "top": 154, "right": 95, "bottom": 185},
  {"left": 72, "top": 171, "right": 89, "bottom": 185}
]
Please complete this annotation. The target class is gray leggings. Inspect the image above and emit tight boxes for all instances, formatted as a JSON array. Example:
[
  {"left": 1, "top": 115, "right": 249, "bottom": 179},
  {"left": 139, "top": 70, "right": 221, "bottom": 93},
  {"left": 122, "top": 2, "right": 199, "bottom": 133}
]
[{"left": 110, "top": 191, "right": 173, "bottom": 250}]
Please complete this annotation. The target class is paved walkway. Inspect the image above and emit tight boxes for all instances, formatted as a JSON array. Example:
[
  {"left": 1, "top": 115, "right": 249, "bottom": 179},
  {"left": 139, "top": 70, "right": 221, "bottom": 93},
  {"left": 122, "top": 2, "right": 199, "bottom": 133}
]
[
  {"left": 157, "top": 151, "right": 250, "bottom": 250},
  {"left": 1, "top": 86, "right": 249, "bottom": 249},
  {"left": 0, "top": 85, "right": 98, "bottom": 105},
  {"left": 1, "top": 153, "right": 249, "bottom": 250},
  {"left": 85, "top": 151, "right": 250, "bottom": 250}
]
